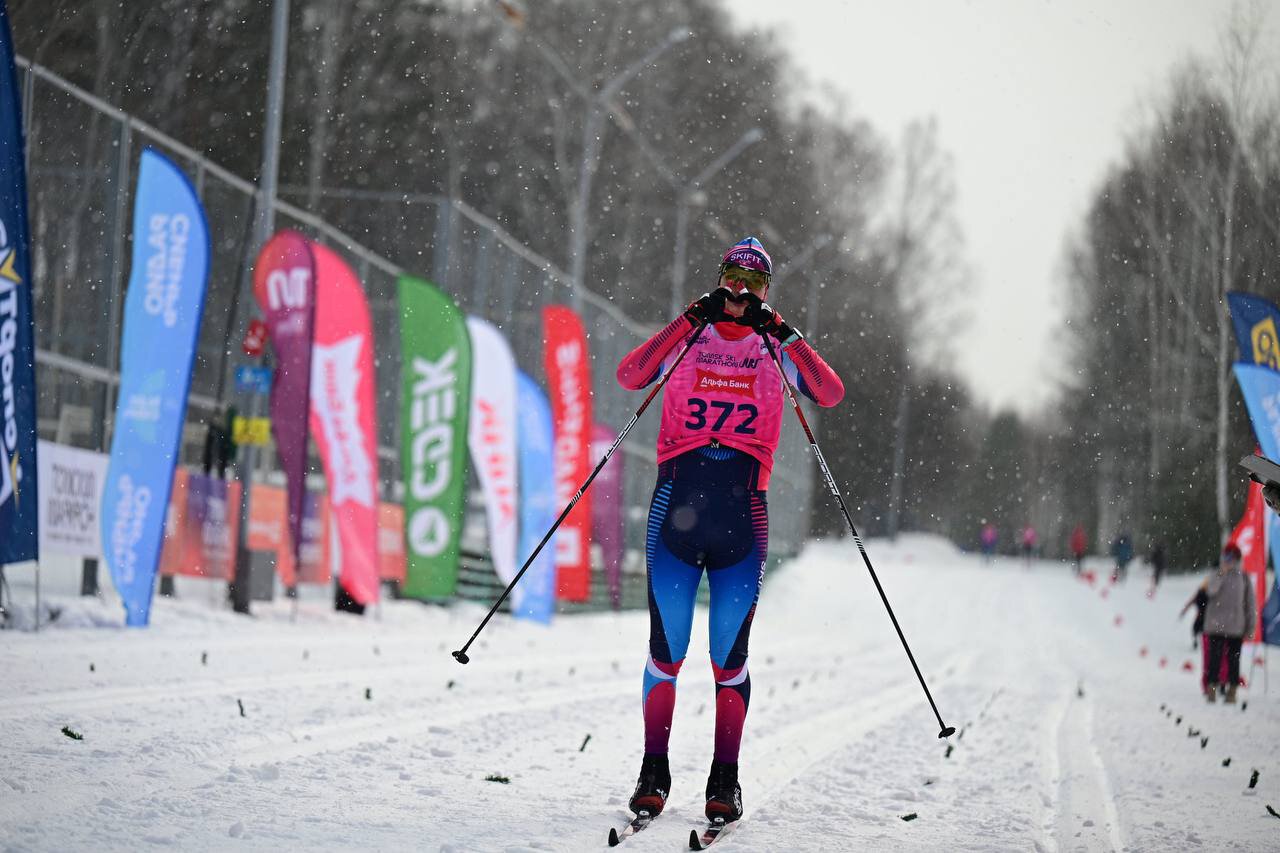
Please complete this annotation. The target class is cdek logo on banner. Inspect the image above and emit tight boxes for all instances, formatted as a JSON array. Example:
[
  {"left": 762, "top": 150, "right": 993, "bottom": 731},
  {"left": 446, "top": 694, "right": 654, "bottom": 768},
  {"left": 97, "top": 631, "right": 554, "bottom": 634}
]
[
  {"left": 398, "top": 275, "right": 471, "bottom": 599},
  {"left": 406, "top": 347, "right": 462, "bottom": 556}
]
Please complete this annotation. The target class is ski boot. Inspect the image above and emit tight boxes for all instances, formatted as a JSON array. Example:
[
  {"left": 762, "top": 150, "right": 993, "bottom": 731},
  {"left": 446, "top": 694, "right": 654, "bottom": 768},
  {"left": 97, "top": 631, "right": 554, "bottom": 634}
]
[
  {"left": 629, "top": 753, "right": 671, "bottom": 815},
  {"left": 704, "top": 760, "right": 743, "bottom": 822},
  {"left": 1225, "top": 684, "right": 1238, "bottom": 704},
  {"left": 1205, "top": 683, "right": 1218, "bottom": 703}
]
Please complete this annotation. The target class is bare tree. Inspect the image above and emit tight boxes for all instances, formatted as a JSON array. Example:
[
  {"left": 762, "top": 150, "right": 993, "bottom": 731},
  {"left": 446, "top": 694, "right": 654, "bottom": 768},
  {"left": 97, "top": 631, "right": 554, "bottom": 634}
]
[
  {"left": 875, "top": 118, "right": 970, "bottom": 538},
  {"left": 1059, "top": 3, "right": 1280, "bottom": 564}
]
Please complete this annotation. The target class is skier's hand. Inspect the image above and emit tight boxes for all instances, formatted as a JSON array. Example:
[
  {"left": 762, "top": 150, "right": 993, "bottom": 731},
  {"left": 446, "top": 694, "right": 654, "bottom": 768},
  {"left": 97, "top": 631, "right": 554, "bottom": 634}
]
[
  {"left": 685, "top": 288, "right": 731, "bottom": 325},
  {"left": 734, "top": 292, "right": 800, "bottom": 344}
]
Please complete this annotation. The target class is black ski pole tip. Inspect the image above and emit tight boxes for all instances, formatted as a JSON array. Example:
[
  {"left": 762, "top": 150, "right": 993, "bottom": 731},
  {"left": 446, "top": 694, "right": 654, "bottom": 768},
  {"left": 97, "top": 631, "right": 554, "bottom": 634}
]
[
  {"left": 938, "top": 726, "right": 956, "bottom": 739},
  {"left": 452, "top": 650, "right": 470, "bottom": 665}
]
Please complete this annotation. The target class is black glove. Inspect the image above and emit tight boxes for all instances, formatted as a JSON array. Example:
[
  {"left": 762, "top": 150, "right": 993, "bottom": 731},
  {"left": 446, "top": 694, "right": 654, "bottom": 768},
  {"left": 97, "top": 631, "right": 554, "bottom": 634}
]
[
  {"left": 733, "top": 292, "right": 801, "bottom": 343},
  {"left": 1264, "top": 484, "right": 1280, "bottom": 513},
  {"left": 684, "top": 287, "right": 731, "bottom": 325}
]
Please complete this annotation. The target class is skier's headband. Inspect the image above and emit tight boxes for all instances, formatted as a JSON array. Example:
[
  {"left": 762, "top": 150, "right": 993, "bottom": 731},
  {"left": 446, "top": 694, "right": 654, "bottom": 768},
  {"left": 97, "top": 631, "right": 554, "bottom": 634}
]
[
  {"left": 1222, "top": 544, "right": 1242, "bottom": 562},
  {"left": 721, "top": 247, "right": 772, "bottom": 277}
]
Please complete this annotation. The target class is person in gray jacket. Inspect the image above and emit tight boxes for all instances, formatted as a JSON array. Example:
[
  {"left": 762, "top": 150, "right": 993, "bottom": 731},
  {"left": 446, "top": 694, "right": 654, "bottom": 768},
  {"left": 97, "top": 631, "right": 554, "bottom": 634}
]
[{"left": 1202, "top": 543, "right": 1257, "bottom": 704}]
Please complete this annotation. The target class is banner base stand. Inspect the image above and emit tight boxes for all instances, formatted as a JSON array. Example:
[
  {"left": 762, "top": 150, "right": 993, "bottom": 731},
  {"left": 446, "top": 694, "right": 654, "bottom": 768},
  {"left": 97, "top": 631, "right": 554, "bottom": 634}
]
[
  {"left": 334, "top": 583, "right": 365, "bottom": 615},
  {"left": 80, "top": 558, "right": 99, "bottom": 596}
]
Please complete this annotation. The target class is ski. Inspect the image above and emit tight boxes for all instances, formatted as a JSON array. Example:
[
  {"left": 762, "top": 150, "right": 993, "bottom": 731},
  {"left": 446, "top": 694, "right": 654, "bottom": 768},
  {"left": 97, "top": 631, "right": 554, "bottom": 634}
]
[
  {"left": 608, "top": 810, "right": 657, "bottom": 846},
  {"left": 689, "top": 816, "right": 738, "bottom": 849}
]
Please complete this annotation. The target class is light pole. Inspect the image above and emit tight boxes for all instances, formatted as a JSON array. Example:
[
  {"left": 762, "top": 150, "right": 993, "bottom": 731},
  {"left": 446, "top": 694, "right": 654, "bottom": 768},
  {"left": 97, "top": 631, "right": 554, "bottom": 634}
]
[
  {"left": 494, "top": 8, "right": 690, "bottom": 310},
  {"left": 565, "top": 27, "right": 691, "bottom": 310},
  {"left": 229, "top": 0, "right": 290, "bottom": 614},
  {"left": 668, "top": 128, "right": 765, "bottom": 318},
  {"left": 774, "top": 233, "right": 833, "bottom": 451},
  {"left": 565, "top": 97, "right": 762, "bottom": 319},
  {"left": 776, "top": 233, "right": 833, "bottom": 339}
]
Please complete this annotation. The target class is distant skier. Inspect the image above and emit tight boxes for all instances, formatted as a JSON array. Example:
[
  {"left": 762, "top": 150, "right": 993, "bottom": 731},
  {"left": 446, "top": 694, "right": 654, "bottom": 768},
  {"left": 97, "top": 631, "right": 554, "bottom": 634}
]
[
  {"left": 1110, "top": 532, "right": 1133, "bottom": 583},
  {"left": 1069, "top": 523, "right": 1087, "bottom": 575},
  {"left": 1148, "top": 541, "right": 1166, "bottom": 593},
  {"left": 1179, "top": 578, "right": 1212, "bottom": 690},
  {"left": 615, "top": 237, "right": 844, "bottom": 825},
  {"left": 979, "top": 522, "right": 998, "bottom": 563},
  {"left": 1020, "top": 525, "right": 1037, "bottom": 566},
  {"left": 1018, "top": 525, "right": 1039, "bottom": 563}
]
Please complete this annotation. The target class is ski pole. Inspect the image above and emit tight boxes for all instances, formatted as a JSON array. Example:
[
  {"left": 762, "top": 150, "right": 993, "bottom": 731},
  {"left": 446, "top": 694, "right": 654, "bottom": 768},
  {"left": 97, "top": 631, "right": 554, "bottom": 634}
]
[
  {"left": 452, "top": 318, "right": 709, "bottom": 665},
  {"left": 760, "top": 334, "right": 956, "bottom": 739}
]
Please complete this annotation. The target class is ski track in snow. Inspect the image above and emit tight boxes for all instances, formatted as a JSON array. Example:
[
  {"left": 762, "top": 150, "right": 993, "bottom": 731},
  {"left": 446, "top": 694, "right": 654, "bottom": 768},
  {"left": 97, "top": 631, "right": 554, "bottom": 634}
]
[
  {"left": 3, "top": 536, "right": 1278, "bottom": 851},
  {"left": 1049, "top": 657, "right": 1125, "bottom": 852}
]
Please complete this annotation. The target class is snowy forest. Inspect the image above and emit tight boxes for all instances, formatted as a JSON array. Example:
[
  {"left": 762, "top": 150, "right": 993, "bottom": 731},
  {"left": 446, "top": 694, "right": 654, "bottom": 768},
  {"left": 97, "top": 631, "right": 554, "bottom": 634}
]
[
  {"left": 1063, "top": 10, "right": 1280, "bottom": 566},
  {"left": 12, "top": 0, "right": 1280, "bottom": 568}
]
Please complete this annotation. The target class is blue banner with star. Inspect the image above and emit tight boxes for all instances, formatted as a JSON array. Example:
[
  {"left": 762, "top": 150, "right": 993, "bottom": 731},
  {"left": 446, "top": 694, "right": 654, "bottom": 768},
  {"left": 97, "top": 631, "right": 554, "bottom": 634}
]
[
  {"left": 1227, "top": 293, "right": 1280, "bottom": 645},
  {"left": 1227, "top": 292, "right": 1280, "bottom": 370},
  {"left": 1231, "top": 362, "right": 1280, "bottom": 646},
  {"left": 0, "top": 4, "right": 39, "bottom": 566},
  {"left": 101, "top": 149, "right": 209, "bottom": 626}
]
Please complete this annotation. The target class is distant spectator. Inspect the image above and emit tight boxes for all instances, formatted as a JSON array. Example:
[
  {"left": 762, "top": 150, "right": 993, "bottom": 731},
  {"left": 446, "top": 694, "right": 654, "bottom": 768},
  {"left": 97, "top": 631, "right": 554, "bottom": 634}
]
[
  {"left": 1110, "top": 533, "right": 1133, "bottom": 583},
  {"left": 1148, "top": 541, "right": 1166, "bottom": 591},
  {"left": 1020, "top": 525, "right": 1038, "bottom": 566},
  {"left": 1200, "top": 544, "right": 1256, "bottom": 704},
  {"left": 1069, "top": 524, "right": 1087, "bottom": 575},
  {"left": 1180, "top": 578, "right": 1210, "bottom": 693},
  {"left": 980, "top": 522, "right": 998, "bottom": 564}
]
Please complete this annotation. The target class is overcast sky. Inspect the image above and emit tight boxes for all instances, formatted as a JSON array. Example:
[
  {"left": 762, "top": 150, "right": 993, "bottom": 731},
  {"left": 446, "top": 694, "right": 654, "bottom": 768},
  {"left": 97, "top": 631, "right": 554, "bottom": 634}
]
[{"left": 726, "top": 0, "right": 1280, "bottom": 414}]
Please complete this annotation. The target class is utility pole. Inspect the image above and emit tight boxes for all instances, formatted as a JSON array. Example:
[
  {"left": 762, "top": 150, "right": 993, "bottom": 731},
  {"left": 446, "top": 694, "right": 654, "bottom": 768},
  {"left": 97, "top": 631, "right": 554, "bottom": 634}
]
[
  {"left": 493, "top": 10, "right": 709, "bottom": 314},
  {"left": 776, "top": 233, "right": 832, "bottom": 452},
  {"left": 667, "top": 128, "right": 764, "bottom": 318},
  {"left": 230, "top": 0, "right": 290, "bottom": 614},
  {"left": 565, "top": 28, "right": 689, "bottom": 309},
  {"left": 498, "top": 13, "right": 688, "bottom": 311},
  {"left": 886, "top": 376, "right": 911, "bottom": 541},
  {"left": 775, "top": 233, "right": 833, "bottom": 339}
]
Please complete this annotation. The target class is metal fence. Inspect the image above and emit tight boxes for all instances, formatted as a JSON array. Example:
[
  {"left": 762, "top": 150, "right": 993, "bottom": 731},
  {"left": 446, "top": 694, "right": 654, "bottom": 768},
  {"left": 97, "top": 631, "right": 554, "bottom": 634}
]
[{"left": 18, "top": 56, "right": 814, "bottom": 609}]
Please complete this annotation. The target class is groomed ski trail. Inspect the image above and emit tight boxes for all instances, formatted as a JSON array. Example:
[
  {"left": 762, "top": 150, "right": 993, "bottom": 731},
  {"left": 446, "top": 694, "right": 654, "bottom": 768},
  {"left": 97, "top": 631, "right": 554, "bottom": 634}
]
[{"left": 5, "top": 537, "right": 1279, "bottom": 850}]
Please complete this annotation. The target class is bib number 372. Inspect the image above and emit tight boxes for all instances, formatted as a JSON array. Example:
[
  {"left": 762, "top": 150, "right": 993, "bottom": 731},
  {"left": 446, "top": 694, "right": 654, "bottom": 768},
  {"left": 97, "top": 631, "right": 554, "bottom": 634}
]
[{"left": 684, "top": 397, "right": 757, "bottom": 434}]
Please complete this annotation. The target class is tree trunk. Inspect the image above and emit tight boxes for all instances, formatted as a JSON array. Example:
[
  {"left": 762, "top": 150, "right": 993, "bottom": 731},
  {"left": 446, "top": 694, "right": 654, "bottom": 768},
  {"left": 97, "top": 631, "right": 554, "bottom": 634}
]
[
  {"left": 1215, "top": 153, "right": 1240, "bottom": 541},
  {"left": 886, "top": 378, "right": 910, "bottom": 540},
  {"left": 1146, "top": 274, "right": 1163, "bottom": 477},
  {"left": 1216, "top": 312, "right": 1231, "bottom": 541},
  {"left": 306, "top": 0, "right": 352, "bottom": 212},
  {"left": 1097, "top": 454, "right": 1116, "bottom": 550}
]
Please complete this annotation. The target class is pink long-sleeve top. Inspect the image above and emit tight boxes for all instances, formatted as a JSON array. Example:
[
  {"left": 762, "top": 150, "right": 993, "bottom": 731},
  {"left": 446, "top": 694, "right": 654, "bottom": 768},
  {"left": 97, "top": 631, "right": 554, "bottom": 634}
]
[{"left": 616, "top": 317, "right": 844, "bottom": 489}]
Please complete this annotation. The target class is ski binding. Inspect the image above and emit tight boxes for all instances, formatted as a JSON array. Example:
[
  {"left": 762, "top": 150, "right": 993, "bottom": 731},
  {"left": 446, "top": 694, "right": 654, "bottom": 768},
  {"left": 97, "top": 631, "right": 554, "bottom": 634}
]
[
  {"left": 689, "top": 815, "right": 738, "bottom": 849},
  {"left": 608, "top": 810, "right": 655, "bottom": 846}
]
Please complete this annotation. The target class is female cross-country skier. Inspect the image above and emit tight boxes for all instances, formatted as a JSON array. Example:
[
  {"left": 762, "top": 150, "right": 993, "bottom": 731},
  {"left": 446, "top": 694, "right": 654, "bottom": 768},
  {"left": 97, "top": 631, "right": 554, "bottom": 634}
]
[{"left": 615, "top": 237, "right": 845, "bottom": 824}]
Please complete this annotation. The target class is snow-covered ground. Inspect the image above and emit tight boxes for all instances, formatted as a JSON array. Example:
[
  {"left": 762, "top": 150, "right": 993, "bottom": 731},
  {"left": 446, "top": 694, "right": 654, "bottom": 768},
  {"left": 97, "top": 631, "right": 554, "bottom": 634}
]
[{"left": 2, "top": 536, "right": 1277, "bottom": 851}]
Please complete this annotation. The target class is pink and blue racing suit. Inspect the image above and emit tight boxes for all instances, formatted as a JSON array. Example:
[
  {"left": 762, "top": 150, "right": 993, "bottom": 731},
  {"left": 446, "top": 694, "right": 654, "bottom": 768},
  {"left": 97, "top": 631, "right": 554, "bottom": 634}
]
[{"left": 616, "top": 316, "right": 843, "bottom": 763}]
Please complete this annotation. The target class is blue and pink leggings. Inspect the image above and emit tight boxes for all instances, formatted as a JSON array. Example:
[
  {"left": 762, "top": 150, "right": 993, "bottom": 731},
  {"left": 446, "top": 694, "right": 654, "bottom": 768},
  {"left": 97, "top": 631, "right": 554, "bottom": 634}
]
[{"left": 641, "top": 446, "right": 768, "bottom": 764}]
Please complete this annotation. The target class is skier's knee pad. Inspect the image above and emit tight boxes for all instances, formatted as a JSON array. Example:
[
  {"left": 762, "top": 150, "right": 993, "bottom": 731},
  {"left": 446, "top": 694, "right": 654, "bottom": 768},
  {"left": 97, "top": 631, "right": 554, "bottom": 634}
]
[
  {"left": 711, "top": 660, "right": 752, "bottom": 710},
  {"left": 711, "top": 660, "right": 747, "bottom": 687},
  {"left": 643, "top": 655, "right": 683, "bottom": 703}
]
